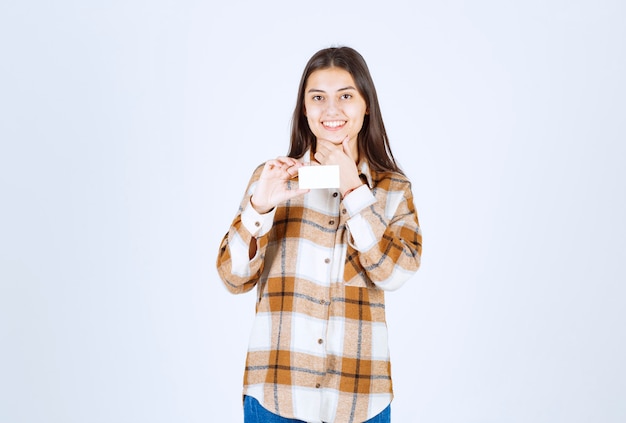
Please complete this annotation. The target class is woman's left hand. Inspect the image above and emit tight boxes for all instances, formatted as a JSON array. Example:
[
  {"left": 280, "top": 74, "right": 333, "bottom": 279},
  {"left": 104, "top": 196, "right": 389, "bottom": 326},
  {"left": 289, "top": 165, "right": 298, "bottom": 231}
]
[{"left": 314, "top": 136, "right": 363, "bottom": 197}]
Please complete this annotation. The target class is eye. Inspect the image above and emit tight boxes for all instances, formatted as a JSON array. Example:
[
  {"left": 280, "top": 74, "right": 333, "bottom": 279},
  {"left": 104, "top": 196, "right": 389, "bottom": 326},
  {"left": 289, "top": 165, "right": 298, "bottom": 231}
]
[
  {"left": 312, "top": 95, "right": 324, "bottom": 101},
  {"left": 340, "top": 93, "right": 353, "bottom": 100}
]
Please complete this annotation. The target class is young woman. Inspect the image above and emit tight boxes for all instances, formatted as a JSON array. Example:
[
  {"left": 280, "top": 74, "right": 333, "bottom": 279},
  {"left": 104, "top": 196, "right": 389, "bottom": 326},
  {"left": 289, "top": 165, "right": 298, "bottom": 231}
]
[{"left": 216, "top": 46, "right": 422, "bottom": 423}]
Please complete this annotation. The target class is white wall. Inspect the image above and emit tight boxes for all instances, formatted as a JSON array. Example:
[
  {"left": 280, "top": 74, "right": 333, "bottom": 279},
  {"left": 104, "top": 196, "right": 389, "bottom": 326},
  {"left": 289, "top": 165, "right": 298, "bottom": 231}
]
[{"left": 1, "top": 1, "right": 624, "bottom": 422}]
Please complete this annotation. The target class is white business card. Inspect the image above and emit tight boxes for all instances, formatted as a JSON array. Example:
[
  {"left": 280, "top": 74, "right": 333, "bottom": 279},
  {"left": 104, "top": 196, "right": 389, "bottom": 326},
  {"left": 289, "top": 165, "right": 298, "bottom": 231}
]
[{"left": 298, "top": 165, "right": 340, "bottom": 189}]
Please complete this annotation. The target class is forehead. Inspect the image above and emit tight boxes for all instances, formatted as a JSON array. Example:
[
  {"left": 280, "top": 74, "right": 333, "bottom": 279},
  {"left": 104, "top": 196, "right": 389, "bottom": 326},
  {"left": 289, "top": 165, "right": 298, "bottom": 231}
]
[{"left": 305, "top": 67, "right": 356, "bottom": 90}]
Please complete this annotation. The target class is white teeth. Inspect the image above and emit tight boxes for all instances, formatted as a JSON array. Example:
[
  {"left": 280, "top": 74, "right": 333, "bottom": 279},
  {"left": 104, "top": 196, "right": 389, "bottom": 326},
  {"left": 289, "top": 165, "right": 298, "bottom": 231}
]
[{"left": 323, "top": 121, "right": 345, "bottom": 128}]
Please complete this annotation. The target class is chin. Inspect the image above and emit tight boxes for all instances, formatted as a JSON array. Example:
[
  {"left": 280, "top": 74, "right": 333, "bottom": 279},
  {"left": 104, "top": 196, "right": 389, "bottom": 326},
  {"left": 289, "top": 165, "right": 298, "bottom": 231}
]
[{"left": 326, "top": 134, "right": 347, "bottom": 143}]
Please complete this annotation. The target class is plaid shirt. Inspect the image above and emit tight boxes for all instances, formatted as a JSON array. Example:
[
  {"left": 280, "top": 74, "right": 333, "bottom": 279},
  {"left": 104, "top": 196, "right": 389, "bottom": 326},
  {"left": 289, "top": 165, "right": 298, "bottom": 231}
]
[{"left": 217, "top": 154, "right": 422, "bottom": 423}]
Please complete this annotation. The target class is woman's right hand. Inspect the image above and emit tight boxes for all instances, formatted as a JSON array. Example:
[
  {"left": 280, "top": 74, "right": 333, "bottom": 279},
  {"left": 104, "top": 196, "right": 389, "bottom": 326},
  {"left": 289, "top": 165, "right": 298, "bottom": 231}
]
[{"left": 250, "top": 157, "right": 309, "bottom": 213}]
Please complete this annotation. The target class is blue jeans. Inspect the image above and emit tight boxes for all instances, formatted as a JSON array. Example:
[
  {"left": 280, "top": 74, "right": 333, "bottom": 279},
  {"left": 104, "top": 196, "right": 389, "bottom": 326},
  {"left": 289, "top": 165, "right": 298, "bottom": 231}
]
[{"left": 243, "top": 395, "right": 391, "bottom": 423}]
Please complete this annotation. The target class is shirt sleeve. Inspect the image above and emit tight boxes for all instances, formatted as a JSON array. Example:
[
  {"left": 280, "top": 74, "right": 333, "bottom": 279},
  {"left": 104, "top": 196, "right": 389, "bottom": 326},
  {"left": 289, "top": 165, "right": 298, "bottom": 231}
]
[
  {"left": 216, "top": 164, "right": 274, "bottom": 294},
  {"left": 344, "top": 176, "right": 422, "bottom": 291}
]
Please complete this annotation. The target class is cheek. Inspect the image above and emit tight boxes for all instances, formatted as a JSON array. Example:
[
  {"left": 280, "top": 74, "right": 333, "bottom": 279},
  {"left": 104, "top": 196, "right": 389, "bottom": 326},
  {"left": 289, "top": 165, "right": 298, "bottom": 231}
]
[
  {"left": 304, "top": 103, "right": 318, "bottom": 118},
  {"left": 304, "top": 112, "right": 315, "bottom": 125},
  {"left": 351, "top": 116, "right": 367, "bottom": 135},
  {"left": 349, "top": 106, "right": 367, "bottom": 126},
  {"left": 347, "top": 101, "right": 366, "bottom": 116},
  {"left": 304, "top": 113, "right": 321, "bottom": 135}
]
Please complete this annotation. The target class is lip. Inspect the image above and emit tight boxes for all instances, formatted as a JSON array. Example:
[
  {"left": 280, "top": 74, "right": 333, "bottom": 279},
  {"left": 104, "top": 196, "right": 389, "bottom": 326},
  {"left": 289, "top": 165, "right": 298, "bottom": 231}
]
[{"left": 322, "top": 120, "right": 347, "bottom": 131}]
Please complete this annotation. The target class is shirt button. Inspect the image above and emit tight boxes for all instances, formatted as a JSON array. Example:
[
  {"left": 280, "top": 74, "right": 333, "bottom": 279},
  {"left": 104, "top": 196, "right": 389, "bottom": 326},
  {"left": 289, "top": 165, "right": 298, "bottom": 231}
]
[
  {"left": 329, "top": 220, "right": 335, "bottom": 225},
  {"left": 341, "top": 209, "right": 347, "bottom": 215},
  {"left": 318, "top": 338, "right": 324, "bottom": 344},
  {"left": 319, "top": 299, "right": 326, "bottom": 305},
  {"left": 332, "top": 192, "right": 338, "bottom": 198},
  {"left": 315, "top": 383, "right": 321, "bottom": 388},
  {"left": 254, "top": 221, "right": 260, "bottom": 227},
  {"left": 324, "top": 258, "right": 330, "bottom": 264}
]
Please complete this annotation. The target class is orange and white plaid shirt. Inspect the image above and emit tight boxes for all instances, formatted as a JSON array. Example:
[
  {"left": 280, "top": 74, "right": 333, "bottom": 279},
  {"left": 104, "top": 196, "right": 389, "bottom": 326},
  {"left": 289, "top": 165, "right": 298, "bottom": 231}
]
[{"left": 217, "top": 154, "right": 422, "bottom": 423}]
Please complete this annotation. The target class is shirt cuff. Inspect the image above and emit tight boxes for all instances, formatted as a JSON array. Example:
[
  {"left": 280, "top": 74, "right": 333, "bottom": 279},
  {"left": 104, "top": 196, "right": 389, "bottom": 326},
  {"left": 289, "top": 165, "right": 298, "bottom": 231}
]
[
  {"left": 343, "top": 184, "right": 376, "bottom": 217},
  {"left": 241, "top": 198, "right": 276, "bottom": 237}
]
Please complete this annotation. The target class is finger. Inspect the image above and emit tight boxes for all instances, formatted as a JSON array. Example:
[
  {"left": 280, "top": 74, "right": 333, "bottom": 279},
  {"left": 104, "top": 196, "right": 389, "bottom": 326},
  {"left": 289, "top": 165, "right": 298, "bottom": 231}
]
[
  {"left": 276, "top": 156, "right": 300, "bottom": 166},
  {"left": 265, "top": 158, "right": 286, "bottom": 169},
  {"left": 342, "top": 135, "right": 351, "bottom": 154},
  {"left": 286, "top": 165, "right": 301, "bottom": 177},
  {"left": 317, "top": 138, "right": 342, "bottom": 150}
]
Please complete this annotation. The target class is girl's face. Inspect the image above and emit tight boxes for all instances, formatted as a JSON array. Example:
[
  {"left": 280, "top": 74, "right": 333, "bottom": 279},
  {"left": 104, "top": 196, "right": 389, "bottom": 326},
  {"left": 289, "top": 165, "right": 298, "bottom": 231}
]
[{"left": 303, "top": 67, "right": 368, "bottom": 147}]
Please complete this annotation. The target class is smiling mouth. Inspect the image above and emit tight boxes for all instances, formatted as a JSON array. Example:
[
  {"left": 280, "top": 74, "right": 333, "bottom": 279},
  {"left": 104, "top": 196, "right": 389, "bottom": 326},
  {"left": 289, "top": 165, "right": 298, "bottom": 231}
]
[{"left": 323, "top": 120, "right": 346, "bottom": 129}]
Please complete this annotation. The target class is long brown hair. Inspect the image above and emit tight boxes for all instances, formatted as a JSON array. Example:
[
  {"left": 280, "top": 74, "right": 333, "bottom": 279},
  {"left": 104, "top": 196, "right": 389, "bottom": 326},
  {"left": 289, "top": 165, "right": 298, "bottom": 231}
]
[{"left": 288, "top": 46, "right": 403, "bottom": 175}]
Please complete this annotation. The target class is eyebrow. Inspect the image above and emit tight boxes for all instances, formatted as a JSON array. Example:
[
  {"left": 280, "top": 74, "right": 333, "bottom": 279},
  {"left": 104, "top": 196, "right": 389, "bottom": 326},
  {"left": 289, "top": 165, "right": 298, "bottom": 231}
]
[{"left": 307, "top": 86, "right": 357, "bottom": 93}]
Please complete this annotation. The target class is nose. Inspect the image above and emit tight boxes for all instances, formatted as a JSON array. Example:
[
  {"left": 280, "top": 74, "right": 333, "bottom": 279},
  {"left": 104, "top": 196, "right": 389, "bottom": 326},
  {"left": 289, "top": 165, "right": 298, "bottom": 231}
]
[{"left": 325, "top": 98, "right": 339, "bottom": 116}]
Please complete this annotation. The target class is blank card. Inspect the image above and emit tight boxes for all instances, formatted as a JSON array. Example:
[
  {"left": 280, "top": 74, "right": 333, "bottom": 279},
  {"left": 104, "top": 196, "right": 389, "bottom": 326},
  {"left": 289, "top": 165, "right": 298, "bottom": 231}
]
[{"left": 298, "top": 165, "right": 340, "bottom": 189}]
